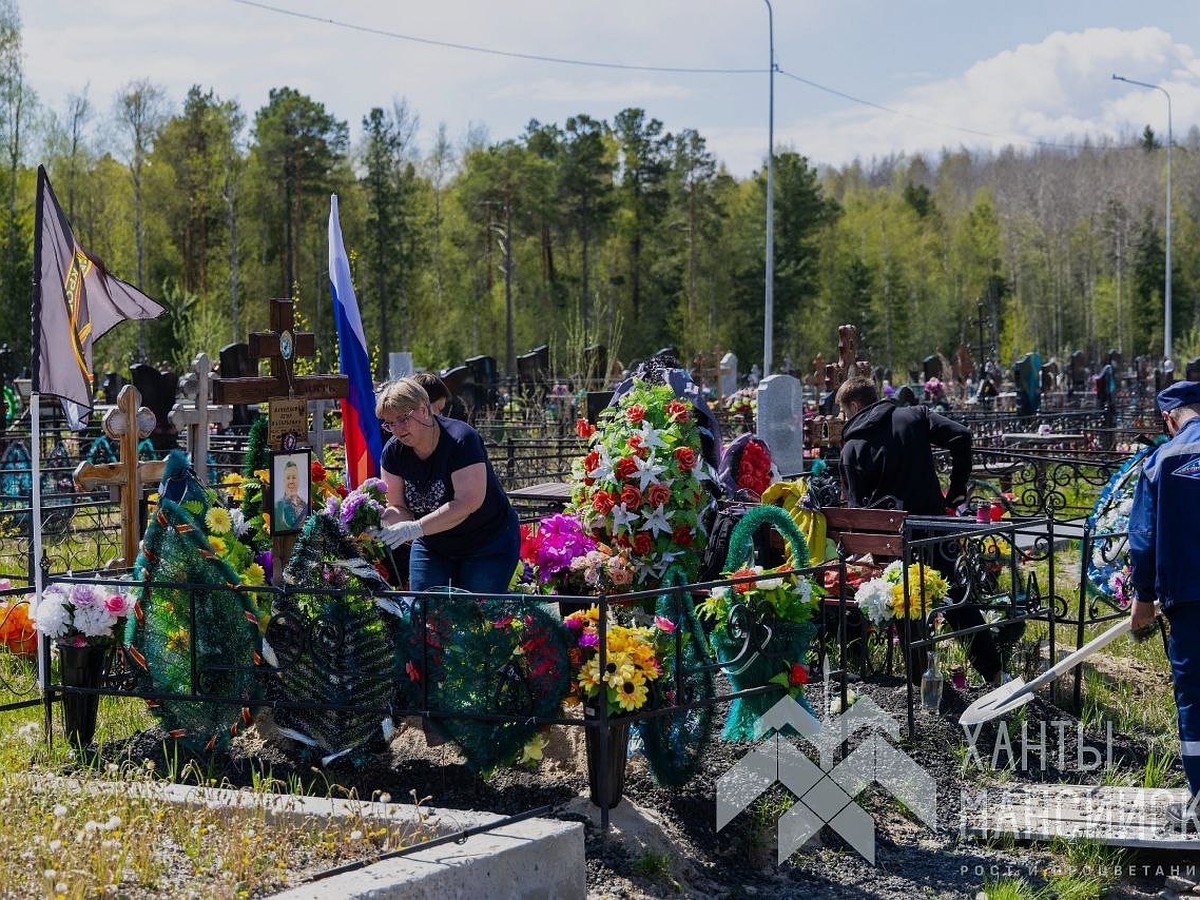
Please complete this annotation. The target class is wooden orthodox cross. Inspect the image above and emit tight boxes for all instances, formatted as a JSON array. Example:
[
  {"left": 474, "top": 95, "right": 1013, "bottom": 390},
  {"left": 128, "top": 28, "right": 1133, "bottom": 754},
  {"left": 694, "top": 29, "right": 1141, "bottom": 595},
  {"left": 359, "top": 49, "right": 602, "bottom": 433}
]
[
  {"left": 169, "top": 352, "right": 233, "bottom": 486},
  {"left": 212, "top": 299, "right": 349, "bottom": 583},
  {"left": 212, "top": 299, "right": 348, "bottom": 409},
  {"left": 73, "top": 385, "right": 166, "bottom": 568}
]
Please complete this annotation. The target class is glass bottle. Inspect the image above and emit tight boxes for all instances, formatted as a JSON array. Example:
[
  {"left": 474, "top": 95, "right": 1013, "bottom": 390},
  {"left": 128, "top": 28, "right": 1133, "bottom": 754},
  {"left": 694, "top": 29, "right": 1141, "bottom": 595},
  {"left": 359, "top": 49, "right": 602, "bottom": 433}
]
[{"left": 921, "top": 651, "right": 943, "bottom": 714}]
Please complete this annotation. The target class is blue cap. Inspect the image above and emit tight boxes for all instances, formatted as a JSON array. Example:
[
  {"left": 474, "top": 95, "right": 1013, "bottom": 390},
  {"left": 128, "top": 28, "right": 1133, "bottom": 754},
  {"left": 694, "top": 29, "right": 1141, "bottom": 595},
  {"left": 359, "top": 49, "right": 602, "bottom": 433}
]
[{"left": 1156, "top": 380, "right": 1200, "bottom": 412}]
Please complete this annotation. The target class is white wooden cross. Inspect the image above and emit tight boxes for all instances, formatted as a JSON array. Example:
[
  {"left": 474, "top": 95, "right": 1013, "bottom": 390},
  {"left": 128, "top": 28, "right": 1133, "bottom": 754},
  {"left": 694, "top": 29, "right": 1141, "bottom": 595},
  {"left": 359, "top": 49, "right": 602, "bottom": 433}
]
[
  {"left": 73, "top": 385, "right": 166, "bottom": 568},
  {"left": 169, "top": 352, "right": 233, "bottom": 485},
  {"left": 307, "top": 398, "right": 343, "bottom": 459}
]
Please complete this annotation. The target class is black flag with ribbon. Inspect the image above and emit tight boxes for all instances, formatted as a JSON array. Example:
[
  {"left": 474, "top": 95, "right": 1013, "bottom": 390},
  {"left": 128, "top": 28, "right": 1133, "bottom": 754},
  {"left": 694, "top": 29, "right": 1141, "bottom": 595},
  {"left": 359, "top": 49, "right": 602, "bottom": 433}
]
[{"left": 31, "top": 164, "right": 165, "bottom": 429}]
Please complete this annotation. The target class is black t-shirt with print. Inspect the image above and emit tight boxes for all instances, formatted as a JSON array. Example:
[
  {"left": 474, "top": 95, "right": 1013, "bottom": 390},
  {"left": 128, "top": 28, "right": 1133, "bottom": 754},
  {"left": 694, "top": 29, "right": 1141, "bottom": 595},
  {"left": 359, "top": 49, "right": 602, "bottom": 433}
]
[{"left": 379, "top": 415, "right": 511, "bottom": 558}]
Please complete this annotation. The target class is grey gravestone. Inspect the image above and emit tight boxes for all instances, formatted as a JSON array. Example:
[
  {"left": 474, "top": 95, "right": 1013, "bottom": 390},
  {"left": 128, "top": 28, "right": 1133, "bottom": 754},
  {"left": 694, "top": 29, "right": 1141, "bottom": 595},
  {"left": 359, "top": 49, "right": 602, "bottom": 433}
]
[
  {"left": 756, "top": 374, "right": 805, "bottom": 477},
  {"left": 718, "top": 352, "right": 738, "bottom": 398},
  {"left": 388, "top": 351, "right": 413, "bottom": 381}
]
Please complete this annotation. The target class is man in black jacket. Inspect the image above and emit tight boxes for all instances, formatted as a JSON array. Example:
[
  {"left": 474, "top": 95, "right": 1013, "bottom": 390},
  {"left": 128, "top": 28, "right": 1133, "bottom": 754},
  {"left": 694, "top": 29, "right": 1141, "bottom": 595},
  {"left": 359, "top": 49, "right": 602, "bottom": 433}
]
[{"left": 835, "top": 376, "right": 1003, "bottom": 684}]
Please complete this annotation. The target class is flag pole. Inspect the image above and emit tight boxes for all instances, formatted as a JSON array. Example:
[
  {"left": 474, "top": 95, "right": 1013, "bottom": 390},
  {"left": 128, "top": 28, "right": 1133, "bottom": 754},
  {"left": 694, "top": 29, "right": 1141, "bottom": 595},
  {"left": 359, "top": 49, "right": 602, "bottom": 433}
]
[{"left": 30, "top": 166, "right": 46, "bottom": 692}]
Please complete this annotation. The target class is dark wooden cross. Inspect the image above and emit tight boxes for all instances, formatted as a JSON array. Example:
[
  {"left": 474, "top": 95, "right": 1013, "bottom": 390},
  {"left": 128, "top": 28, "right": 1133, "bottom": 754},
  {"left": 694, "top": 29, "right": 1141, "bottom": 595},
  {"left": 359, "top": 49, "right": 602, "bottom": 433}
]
[
  {"left": 212, "top": 299, "right": 348, "bottom": 407},
  {"left": 73, "top": 385, "right": 166, "bottom": 568},
  {"left": 212, "top": 298, "right": 350, "bottom": 584}
]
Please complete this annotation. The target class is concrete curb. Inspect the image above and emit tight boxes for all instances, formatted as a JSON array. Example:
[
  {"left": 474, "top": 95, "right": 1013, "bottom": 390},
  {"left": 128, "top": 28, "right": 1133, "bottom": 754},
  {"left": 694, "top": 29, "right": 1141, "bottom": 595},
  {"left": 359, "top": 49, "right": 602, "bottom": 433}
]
[
  {"left": 272, "top": 816, "right": 585, "bottom": 899},
  {"left": 43, "top": 777, "right": 586, "bottom": 899}
]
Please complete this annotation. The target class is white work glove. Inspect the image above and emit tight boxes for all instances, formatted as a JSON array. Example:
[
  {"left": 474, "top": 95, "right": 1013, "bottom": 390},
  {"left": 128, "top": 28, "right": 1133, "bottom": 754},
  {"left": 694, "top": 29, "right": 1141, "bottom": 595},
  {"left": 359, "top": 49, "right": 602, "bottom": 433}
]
[{"left": 378, "top": 520, "right": 423, "bottom": 549}]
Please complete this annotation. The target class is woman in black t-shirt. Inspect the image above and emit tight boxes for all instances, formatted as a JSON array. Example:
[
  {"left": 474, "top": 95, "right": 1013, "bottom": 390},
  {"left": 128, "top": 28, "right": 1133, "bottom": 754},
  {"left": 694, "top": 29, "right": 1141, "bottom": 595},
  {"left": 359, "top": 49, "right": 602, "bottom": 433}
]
[{"left": 375, "top": 378, "right": 519, "bottom": 595}]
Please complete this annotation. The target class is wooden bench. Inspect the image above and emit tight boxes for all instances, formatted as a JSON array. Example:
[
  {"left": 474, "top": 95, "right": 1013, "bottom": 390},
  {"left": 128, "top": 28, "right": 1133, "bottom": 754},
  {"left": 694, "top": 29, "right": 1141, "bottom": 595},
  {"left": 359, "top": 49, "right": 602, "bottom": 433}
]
[{"left": 822, "top": 507, "right": 906, "bottom": 561}]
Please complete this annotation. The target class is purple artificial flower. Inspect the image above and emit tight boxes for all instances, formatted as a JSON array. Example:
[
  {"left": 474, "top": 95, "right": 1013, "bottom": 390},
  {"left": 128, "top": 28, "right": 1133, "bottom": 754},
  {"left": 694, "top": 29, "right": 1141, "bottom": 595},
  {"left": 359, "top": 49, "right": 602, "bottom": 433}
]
[
  {"left": 578, "top": 630, "right": 599, "bottom": 649},
  {"left": 69, "top": 582, "right": 103, "bottom": 608},
  {"left": 532, "top": 513, "right": 597, "bottom": 580},
  {"left": 255, "top": 550, "right": 273, "bottom": 573}
]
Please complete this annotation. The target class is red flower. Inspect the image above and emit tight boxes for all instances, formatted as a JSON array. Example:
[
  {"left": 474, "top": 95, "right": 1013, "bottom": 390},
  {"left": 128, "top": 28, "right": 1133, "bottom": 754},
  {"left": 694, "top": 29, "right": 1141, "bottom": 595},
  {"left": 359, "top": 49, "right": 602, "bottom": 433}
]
[
  {"left": 336, "top": 484, "right": 349, "bottom": 498},
  {"left": 632, "top": 532, "right": 653, "bottom": 555},
  {"left": 665, "top": 399, "right": 691, "bottom": 423},
  {"left": 615, "top": 457, "right": 638, "bottom": 480},
  {"left": 583, "top": 451, "right": 600, "bottom": 474},
  {"left": 576, "top": 418, "right": 596, "bottom": 438},
  {"left": 671, "top": 525, "right": 694, "bottom": 547},
  {"left": 674, "top": 447, "right": 697, "bottom": 470},
  {"left": 626, "top": 404, "right": 646, "bottom": 424},
  {"left": 592, "top": 492, "right": 616, "bottom": 514},
  {"left": 620, "top": 485, "right": 643, "bottom": 509},
  {"left": 645, "top": 483, "right": 672, "bottom": 508},
  {"left": 405, "top": 661, "right": 421, "bottom": 683},
  {"left": 310, "top": 460, "right": 327, "bottom": 482},
  {"left": 788, "top": 662, "right": 808, "bottom": 686}
]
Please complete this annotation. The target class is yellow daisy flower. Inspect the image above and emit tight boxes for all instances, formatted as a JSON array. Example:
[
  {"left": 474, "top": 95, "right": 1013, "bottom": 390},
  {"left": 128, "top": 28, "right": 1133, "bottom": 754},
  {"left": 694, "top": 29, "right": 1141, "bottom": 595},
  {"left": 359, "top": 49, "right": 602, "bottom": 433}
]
[
  {"left": 205, "top": 507, "right": 232, "bottom": 535},
  {"left": 578, "top": 657, "right": 601, "bottom": 694},
  {"left": 602, "top": 655, "right": 635, "bottom": 689},
  {"left": 208, "top": 536, "right": 227, "bottom": 557},
  {"left": 615, "top": 674, "right": 649, "bottom": 712},
  {"left": 242, "top": 563, "right": 266, "bottom": 586}
]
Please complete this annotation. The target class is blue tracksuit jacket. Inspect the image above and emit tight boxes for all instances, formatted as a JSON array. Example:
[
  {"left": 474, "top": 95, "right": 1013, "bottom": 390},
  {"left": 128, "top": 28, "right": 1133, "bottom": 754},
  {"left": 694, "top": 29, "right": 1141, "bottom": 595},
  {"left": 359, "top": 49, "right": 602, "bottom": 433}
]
[{"left": 1129, "top": 416, "right": 1200, "bottom": 610}]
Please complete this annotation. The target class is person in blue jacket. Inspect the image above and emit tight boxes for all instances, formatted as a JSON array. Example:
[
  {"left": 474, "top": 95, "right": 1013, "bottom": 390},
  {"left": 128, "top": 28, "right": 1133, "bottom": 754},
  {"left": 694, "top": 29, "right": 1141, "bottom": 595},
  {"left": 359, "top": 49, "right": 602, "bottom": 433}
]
[{"left": 1129, "top": 379, "right": 1200, "bottom": 830}]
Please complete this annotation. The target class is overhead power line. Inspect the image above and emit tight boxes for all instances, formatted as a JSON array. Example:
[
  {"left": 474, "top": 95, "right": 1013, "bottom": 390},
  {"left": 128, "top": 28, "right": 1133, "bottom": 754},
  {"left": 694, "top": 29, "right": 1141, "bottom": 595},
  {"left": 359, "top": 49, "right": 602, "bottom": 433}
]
[
  {"left": 234, "top": 0, "right": 1131, "bottom": 156},
  {"left": 778, "top": 68, "right": 1115, "bottom": 154},
  {"left": 231, "top": 0, "right": 762, "bottom": 74}
]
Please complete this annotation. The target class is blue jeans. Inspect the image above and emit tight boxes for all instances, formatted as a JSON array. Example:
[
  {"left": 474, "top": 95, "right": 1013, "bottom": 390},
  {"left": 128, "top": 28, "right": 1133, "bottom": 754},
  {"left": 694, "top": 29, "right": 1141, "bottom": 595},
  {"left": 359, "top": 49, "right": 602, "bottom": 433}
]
[{"left": 408, "top": 508, "right": 520, "bottom": 596}]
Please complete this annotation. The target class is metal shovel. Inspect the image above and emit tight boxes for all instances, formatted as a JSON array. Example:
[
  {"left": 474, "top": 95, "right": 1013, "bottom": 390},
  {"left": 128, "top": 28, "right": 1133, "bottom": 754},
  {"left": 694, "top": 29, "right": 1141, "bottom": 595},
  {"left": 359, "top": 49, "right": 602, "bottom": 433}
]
[{"left": 958, "top": 618, "right": 1131, "bottom": 727}]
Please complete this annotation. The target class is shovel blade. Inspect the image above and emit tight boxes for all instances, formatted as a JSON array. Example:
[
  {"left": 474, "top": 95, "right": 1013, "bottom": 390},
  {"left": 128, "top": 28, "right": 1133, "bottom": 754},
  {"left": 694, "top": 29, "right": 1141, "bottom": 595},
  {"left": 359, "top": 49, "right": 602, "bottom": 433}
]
[{"left": 957, "top": 677, "right": 1033, "bottom": 727}]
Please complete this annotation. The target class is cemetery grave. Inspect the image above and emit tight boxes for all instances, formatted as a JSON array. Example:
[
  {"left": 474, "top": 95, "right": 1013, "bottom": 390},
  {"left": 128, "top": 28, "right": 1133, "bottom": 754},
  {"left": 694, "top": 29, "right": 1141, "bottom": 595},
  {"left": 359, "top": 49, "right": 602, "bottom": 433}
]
[{"left": 2, "top": 323, "right": 1198, "bottom": 898}]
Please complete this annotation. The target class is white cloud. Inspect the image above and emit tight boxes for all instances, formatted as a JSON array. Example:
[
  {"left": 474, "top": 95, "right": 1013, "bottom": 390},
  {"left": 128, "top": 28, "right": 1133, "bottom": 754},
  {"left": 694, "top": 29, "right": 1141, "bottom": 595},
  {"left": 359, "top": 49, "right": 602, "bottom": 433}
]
[{"left": 781, "top": 26, "right": 1200, "bottom": 168}]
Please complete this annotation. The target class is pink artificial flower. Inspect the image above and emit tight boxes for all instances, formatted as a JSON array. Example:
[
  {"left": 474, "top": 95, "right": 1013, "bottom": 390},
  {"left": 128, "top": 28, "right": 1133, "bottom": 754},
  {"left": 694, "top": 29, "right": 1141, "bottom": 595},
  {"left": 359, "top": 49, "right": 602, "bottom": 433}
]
[
  {"left": 654, "top": 615, "right": 676, "bottom": 633},
  {"left": 103, "top": 593, "right": 131, "bottom": 616}
]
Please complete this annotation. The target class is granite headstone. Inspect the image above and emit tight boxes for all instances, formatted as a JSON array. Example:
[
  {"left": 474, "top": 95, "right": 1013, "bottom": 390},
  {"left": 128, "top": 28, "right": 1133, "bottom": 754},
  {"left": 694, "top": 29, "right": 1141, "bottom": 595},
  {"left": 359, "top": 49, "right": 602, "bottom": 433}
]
[{"left": 755, "top": 374, "right": 804, "bottom": 477}]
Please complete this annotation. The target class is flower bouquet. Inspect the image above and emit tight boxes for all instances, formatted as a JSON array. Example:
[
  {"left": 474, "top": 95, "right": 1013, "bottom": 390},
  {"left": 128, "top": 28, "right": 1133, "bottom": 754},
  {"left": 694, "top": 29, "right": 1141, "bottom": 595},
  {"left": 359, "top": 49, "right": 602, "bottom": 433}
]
[
  {"left": 32, "top": 580, "right": 136, "bottom": 647},
  {"left": 33, "top": 579, "right": 137, "bottom": 747},
  {"left": 699, "top": 563, "right": 821, "bottom": 740},
  {"left": 563, "top": 606, "right": 675, "bottom": 808},
  {"left": 568, "top": 381, "right": 713, "bottom": 587},
  {"left": 323, "top": 476, "right": 392, "bottom": 584},
  {"left": 853, "top": 560, "right": 949, "bottom": 627},
  {"left": 513, "top": 513, "right": 637, "bottom": 603}
]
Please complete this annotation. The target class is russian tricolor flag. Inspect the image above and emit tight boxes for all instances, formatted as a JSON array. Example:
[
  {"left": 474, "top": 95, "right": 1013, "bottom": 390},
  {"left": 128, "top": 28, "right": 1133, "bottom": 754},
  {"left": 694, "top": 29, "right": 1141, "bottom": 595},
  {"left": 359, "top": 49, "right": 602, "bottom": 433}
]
[{"left": 329, "top": 195, "right": 383, "bottom": 489}]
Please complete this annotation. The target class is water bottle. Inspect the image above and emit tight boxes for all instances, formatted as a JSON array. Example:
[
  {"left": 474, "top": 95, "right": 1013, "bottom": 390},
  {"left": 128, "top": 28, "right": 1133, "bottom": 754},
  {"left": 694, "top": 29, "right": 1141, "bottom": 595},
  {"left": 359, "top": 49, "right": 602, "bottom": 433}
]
[{"left": 921, "top": 651, "right": 943, "bottom": 714}]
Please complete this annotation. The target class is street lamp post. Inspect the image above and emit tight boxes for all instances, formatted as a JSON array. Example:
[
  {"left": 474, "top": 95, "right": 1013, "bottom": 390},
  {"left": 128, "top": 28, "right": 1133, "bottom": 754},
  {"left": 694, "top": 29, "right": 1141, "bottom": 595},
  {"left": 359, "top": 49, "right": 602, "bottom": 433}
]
[
  {"left": 1112, "top": 74, "right": 1173, "bottom": 367},
  {"left": 762, "top": 0, "right": 775, "bottom": 378}
]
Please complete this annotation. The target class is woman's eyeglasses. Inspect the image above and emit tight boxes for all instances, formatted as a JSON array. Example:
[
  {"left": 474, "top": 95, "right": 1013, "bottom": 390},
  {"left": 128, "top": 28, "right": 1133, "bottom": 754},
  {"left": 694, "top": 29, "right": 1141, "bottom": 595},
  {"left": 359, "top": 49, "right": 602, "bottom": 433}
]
[{"left": 381, "top": 408, "right": 421, "bottom": 432}]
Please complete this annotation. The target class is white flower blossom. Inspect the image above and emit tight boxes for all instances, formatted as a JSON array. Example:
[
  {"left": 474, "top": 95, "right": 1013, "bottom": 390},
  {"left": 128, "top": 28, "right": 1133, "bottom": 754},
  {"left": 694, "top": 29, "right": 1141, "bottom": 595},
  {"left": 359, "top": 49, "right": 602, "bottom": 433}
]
[
  {"left": 855, "top": 578, "right": 894, "bottom": 626},
  {"left": 33, "top": 595, "right": 71, "bottom": 639},
  {"left": 228, "top": 507, "right": 249, "bottom": 537},
  {"left": 881, "top": 561, "right": 904, "bottom": 584},
  {"left": 72, "top": 603, "right": 117, "bottom": 638}
]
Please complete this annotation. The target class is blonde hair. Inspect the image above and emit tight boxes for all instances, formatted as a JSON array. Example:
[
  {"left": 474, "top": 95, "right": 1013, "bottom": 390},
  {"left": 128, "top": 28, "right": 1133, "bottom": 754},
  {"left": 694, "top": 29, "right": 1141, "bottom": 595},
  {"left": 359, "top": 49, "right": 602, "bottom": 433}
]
[{"left": 376, "top": 377, "right": 430, "bottom": 419}]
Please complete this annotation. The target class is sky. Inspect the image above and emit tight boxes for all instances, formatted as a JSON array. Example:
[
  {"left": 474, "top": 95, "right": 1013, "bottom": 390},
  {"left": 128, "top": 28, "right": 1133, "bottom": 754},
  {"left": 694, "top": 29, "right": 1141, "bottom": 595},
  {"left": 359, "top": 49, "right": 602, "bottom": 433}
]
[{"left": 19, "top": 0, "right": 1200, "bottom": 178}]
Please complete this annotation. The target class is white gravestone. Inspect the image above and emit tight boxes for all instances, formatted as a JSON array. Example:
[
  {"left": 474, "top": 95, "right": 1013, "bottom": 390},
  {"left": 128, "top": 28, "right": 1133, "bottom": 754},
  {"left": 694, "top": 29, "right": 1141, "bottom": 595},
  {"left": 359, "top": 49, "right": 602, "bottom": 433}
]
[
  {"left": 718, "top": 352, "right": 739, "bottom": 398},
  {"left": 756, "top": 374, "right": 805, "bottom": 477},
  {"left": 389, "top": 352, "right": 414, "bottom": 381}
]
